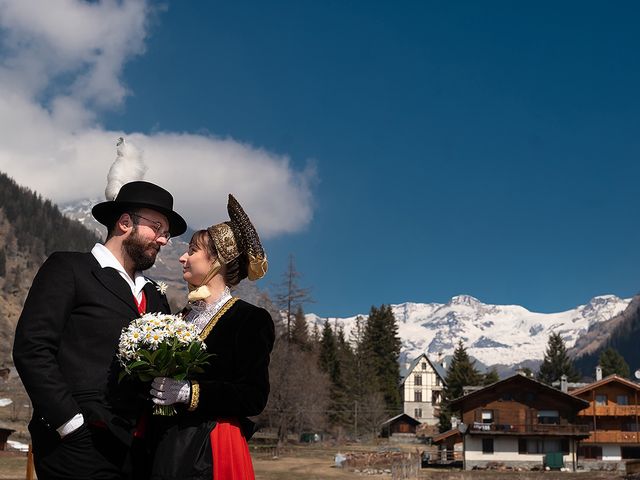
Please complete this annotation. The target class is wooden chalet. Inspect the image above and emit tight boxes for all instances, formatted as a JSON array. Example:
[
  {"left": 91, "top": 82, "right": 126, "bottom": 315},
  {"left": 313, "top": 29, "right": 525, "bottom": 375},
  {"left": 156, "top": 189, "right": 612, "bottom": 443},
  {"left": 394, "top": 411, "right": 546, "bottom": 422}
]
[
  {"left": 431, "top": 428, "right": 463, "bottom": 462},
  {"left": 572, "top": 374, "right": 640, "bottom": 466},
  {"left": 448, "top": 373, "right": 590, "bottom": 470},
  {"left": 380, "top": 413, "right": 421, "bottom": 438}
]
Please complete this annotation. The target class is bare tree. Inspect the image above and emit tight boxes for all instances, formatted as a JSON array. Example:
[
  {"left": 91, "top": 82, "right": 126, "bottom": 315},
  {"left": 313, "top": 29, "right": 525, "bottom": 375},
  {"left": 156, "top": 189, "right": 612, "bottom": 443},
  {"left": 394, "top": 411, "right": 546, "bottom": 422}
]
[
  {"left": 359, "top": 392, "right": 388, "bottom": 440},
  {"left": 273, "top": 255, "right": 313, "bottom": 341},
  {"left": 261, "top": 337, "right": 330, "bottom": 444}
]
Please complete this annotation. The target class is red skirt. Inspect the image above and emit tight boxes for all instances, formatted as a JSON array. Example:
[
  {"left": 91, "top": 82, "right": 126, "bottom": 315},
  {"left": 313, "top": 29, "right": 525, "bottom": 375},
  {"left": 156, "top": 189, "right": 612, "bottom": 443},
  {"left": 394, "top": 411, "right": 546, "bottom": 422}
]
[{"left": 210, "top": 418, "right": 255, "bottom": 480}]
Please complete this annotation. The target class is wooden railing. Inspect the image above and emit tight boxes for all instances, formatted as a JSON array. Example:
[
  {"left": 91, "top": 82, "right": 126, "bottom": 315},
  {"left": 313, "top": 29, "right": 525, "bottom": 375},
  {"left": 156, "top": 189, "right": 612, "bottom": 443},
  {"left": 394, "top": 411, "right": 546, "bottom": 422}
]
[
  {"left": 578, "top": 405, "right": 639, "bottom": 417},
  {"left": 581, "top": 431, "right": 640, "bottom": 444},
  {"left": 469, "top": 422, "right": 590, "bottom": 435}
]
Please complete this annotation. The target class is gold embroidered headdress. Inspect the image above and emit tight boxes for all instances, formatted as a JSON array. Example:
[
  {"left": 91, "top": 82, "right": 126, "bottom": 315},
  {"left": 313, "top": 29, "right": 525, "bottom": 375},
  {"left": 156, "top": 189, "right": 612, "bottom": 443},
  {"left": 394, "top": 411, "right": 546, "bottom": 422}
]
[{"left": 187, "top": 194, "right": 268, "bottom": 301}]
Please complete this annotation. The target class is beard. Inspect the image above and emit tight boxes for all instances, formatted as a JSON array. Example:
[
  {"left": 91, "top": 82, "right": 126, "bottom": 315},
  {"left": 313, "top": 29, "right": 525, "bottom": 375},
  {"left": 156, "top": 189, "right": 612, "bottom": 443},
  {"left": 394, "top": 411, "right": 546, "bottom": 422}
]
[{"left": 123, "top": 227, "right": 160, "bottom": 271}]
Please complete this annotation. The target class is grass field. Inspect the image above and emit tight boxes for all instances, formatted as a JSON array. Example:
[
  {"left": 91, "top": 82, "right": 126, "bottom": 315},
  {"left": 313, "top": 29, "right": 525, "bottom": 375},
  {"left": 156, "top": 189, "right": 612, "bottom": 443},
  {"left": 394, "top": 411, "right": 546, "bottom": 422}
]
[
  {"left": 0, "top": 445, "right": 630, "bottom": 480},
  {"left": 0, "top": 447, "right": 386, "bottom": 480}
]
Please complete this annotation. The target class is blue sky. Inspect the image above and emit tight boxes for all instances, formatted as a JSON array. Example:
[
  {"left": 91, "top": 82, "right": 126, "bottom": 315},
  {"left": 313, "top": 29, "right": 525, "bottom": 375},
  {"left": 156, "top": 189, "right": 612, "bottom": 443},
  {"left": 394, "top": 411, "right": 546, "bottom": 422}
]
[{"left": 1, "top": 1, "right": 640, "bottom": 317}]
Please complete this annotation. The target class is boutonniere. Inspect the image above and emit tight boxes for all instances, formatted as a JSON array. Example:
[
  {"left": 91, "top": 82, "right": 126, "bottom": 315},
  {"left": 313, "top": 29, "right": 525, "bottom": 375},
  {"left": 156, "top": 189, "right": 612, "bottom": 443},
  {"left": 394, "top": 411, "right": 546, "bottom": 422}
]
[{"left": 155, "top": 281, "right": 168, "bottom": 295}]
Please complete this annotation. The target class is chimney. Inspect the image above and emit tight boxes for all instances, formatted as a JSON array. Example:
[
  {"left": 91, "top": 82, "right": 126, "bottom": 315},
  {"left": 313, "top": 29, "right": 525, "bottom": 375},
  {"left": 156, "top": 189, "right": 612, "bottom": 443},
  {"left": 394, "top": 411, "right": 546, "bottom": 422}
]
[
  {"left": 596, "top": 365, "right": 602, "bottom": 381},
  {"left": 560, "top": 375, "right": 568, "bottom": 393}
]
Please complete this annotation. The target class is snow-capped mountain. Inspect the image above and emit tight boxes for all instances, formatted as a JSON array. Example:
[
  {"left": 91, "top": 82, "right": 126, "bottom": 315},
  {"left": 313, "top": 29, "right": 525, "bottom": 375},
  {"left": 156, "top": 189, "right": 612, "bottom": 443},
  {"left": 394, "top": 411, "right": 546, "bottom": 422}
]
[{"left": 307, "top": 294, "right": 631, "bottom": 368}]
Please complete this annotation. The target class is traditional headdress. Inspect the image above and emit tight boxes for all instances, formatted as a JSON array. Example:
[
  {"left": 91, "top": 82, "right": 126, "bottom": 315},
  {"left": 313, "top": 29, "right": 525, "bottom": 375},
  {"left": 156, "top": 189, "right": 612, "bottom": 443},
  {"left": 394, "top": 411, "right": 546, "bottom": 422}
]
[{"left": 188, "top": 194, "right": 268, "bottom": 301}]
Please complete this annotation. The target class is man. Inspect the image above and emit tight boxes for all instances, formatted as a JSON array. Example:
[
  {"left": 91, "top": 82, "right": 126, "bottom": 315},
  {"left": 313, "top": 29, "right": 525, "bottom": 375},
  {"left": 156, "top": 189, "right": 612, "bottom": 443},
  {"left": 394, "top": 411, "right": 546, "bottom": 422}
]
[{"left": 13, "top": 181, "right": 187, "bottom": 479}]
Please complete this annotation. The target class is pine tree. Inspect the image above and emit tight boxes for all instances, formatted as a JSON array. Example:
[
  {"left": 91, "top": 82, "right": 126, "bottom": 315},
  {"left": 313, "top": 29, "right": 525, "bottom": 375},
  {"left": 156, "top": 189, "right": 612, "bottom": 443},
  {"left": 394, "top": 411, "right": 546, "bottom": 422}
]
[
  {"left": 537, "top": 332, "right": 580, "bottom": 384},
  {"left": 361, "top": 305, "right": 402, "bottom": 414},
  {"left": 333, "top": 324, "right": 355, "bottom": 430},
  {"left": 0, "top": 248, "right": 5, "bottom": 277},
  {"left": 483, "top": 367, "right": 500, "bottom": 385},
  {"left": 310, "top": 323, "right": 321, "bottom": 346},
  {"left": 318, "top": 320, "right": 339, "bottom": 380},
  {"left": 438, "top": 340, "right": 482, "bottom": 432},
  {"left": 318, "top": 321, "right": 350, "bottom": 427},
  {"left": 344, "top": 315, "right": 378, "bottom": 439},
  {"left": 290, "top": 305, "right": 309, "bottom": 349},
  {"left": 599, "top": 347, "right": 630, "bottom": 378}
]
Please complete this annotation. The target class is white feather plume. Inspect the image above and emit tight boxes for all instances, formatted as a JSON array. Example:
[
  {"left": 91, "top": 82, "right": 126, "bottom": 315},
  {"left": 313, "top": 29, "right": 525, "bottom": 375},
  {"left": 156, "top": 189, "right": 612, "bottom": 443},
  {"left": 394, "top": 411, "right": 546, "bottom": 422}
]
[{"left": 104, "top": 137, "right": 147, "bottom": 200}]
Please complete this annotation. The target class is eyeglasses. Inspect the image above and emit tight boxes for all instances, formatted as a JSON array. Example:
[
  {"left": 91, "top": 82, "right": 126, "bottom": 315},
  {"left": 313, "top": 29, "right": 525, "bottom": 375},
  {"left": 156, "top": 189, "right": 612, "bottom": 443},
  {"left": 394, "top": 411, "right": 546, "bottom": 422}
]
[{"left": 129, "top": 213, "right": 171, "bottom": 240}]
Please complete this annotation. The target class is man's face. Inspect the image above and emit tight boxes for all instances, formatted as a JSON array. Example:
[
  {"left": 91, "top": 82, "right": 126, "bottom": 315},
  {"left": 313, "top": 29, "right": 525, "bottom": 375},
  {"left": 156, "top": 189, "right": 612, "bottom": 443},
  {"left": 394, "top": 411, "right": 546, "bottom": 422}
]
[{"left": 122, "top": 208, "right": 170, "bottom": 271}]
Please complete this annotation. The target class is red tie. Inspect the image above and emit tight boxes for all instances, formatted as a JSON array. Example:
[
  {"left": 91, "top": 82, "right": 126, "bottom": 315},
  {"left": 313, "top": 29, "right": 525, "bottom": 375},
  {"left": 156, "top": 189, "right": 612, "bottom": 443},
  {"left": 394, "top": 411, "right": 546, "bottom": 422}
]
[{"left": 133, "top": 291, "right": 147, "bottom": 315}]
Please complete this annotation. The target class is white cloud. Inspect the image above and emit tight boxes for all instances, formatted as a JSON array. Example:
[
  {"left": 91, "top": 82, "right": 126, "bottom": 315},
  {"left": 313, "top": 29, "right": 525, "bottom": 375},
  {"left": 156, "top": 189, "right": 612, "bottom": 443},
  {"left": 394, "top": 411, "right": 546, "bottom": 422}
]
[{"left": 0, "top": 0, "right": 314, "bottom": 237}]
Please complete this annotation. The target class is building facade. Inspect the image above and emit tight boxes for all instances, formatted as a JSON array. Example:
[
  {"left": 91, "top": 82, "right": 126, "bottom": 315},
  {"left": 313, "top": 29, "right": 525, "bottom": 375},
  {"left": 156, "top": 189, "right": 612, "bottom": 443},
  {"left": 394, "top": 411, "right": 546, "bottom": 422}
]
[
  {"left": 572, "top": 374, "right": 640, "bottom": 467},
  {"left": 400, "top": 353, "right": 447, "bottom": 426},
  {"left": 448, "top": 373, "right": 590, "bottom": 470}
]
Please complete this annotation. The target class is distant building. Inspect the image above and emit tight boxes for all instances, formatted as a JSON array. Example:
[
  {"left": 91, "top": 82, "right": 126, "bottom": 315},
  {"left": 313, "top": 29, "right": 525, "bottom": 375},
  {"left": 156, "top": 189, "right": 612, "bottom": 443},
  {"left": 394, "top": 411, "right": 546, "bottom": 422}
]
[
  {"left": 571, "top": 374, "right": 640, "bottom": 468},
  {"left": 380, "top": 413, "right": 421, "bottom": 439},
  {"left": 400, "top": 353, "right": 447, "bottom": 426},
  {"left": 446, "top": 373, "right": 590, "bottom": 470}
]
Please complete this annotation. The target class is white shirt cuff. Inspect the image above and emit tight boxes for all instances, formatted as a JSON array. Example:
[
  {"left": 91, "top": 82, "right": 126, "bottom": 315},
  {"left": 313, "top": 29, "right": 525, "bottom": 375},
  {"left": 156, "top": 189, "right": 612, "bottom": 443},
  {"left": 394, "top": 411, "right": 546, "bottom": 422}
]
[{"left": 56, "top": 413, "right": 85, "bottom": 437}]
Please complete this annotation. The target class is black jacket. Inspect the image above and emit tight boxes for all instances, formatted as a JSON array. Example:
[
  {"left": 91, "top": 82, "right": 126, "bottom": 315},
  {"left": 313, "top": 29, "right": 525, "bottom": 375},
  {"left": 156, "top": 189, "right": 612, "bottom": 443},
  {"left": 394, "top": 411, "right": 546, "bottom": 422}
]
[
  {"left": 193, "top": 298, "right": 275, "bottom": 419},
  {"left": 13, "top": 251, "right": 170, "bottom": 444},
  {"left": 149, "top": 298, "right": 275, "bottom": 480}
]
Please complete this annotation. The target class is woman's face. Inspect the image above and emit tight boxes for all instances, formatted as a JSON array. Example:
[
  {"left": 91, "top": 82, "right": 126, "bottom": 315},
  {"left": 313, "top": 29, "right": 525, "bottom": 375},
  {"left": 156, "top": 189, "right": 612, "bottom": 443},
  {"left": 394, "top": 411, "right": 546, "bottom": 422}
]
[{"left": 179, "top": 242, "right": 215, "bottom": 285}]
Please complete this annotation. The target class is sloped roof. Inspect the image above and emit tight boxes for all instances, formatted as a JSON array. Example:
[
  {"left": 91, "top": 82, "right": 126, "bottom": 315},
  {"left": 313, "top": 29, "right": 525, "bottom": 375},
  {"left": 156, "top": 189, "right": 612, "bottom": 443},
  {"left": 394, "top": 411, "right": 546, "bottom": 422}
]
[
  {"left": 400, "top": 352, "right": 447, "bottom": 385},
  {"left": 380, "top": 413, "right": 421, "bottom": 427},
  {"left": 571, "top": 374, "right": 640, "bottom": 396},
  {"left": 431, "top": 428, "right": 462, "bottom": 445},
  {"left": 449, "top": 373, "right": 589, "bottom": 410}
]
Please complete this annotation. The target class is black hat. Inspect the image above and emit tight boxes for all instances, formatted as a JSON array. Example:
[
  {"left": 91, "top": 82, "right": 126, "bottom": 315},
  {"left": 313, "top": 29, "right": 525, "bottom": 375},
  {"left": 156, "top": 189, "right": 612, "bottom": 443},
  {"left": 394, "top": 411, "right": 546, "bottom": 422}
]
[{"left": 92, "top": 181, "right": 187, "bottom": 237}]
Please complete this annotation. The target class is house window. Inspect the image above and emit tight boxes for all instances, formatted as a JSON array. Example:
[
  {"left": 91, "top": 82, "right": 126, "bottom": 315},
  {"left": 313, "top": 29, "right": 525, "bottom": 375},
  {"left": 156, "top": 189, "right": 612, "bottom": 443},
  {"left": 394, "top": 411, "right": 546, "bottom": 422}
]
[
  {"left": 537, "top": 410, "right": 560, "bottom": 425},
  {"left": 595, "top": 394, "right": 608, "bottom": 406},
  {"left": 432, "top": 391, "right": 440, "bottom": 405},
  {"left": 414, "top": 374, "right": 422, "bottom": 386},
  {"left": 519, "top": 439, "right": 569, "bottom": 455},
  {"left": 415, "top": 408, "right": 422, "bottom": 419},
  {"left": 436, "top": 377, "right": 441, "bottom": 386},
  {"left": 518, "top": 439, "right": 527, "bottom": 454},
  {"left": 501, "top": 393, "right": 513, "bottom": 401},
  {"left": 482, "top": 439, "right": 494, "bottom": 454},
  {"left": 622, "top": 447, "right": 640, "bottom": 459},
  {"left": 618, "top": 395, "right": 629, "bottom": 405},
  {"left": 414, "top": 391, "right": 422, "bottom": 402},
  {"left": 578, "top": 445, "right": 602, "bottom": 460},
  {"left": 481, "top": 410, "right": 493, "bottom": 424},
  {"left": 421, "top": 362, "right": 427, "bottom": 370}
]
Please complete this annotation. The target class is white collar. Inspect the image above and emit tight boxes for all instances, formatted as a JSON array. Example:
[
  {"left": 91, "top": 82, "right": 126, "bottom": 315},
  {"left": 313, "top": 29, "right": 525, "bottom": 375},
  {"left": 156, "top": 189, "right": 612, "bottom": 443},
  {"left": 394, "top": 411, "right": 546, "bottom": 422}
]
[{"left": 91, "top": 243, "right": 150, "bottom": 298}]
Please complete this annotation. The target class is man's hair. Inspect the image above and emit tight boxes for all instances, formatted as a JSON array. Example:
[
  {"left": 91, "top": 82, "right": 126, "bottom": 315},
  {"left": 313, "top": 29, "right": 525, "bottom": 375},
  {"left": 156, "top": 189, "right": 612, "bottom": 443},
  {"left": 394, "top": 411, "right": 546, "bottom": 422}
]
[
  {"left": 105, "top": 208, "right": 141, "bottom": 240},
  {"left": 190, "top": 230, "right": 248, "bottom": 287}
]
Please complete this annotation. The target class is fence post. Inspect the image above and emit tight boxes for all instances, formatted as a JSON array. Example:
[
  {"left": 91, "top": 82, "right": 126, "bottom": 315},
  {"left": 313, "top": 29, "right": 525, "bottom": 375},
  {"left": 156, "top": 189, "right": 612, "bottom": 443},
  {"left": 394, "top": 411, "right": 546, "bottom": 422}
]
[{"left": 26, "top": 443, "right": 35, "bottom": 480}]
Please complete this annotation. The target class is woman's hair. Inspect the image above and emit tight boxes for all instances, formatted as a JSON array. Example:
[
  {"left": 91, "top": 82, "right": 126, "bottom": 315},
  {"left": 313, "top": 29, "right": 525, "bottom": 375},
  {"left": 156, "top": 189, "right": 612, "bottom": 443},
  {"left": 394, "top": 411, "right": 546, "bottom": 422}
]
[{"left": 190, "top": 229, "right": 248, "bottom": 287}]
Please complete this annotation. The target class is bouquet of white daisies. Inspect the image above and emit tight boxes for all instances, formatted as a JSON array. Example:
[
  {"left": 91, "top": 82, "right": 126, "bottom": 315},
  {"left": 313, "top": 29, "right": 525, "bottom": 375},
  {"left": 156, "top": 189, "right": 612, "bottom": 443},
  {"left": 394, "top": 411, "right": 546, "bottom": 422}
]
[{"left": 117, "top": 312, "right": 211, "bottom": 415}]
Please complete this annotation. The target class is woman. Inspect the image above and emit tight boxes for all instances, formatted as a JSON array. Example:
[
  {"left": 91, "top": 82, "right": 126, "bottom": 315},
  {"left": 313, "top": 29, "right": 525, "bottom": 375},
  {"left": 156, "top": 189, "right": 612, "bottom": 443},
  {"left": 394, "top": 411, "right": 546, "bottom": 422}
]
[{"left": 148, "top": 194, "right": 275, "bottom": 480}]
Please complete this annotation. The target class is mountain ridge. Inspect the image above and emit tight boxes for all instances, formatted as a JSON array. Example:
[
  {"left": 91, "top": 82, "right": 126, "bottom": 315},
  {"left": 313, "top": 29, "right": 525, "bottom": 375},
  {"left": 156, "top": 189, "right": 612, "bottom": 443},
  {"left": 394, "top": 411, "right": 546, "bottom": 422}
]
[{"left": 307, "top": 293, "right": 631, "bottom": 372}]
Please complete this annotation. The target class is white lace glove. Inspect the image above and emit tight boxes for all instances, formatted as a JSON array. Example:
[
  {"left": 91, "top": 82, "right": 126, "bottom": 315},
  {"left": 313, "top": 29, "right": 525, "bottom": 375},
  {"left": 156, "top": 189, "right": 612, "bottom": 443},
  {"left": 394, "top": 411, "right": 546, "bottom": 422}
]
[{"left": 150, "top": 377, "right": 191, "bottom": 405}]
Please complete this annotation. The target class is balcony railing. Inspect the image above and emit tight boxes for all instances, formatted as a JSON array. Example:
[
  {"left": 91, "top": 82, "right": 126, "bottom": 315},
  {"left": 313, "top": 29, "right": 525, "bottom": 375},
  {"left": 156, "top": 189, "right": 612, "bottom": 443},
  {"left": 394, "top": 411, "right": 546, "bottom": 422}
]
[
  {"left": 469, "top": 422, "right": 590, "bottom": 435},
  {"left": 581, "top": 431, "right": 640, "bottom": 444},
  {"left": 578, "top": 405, "right": 639, "bottom": 417}
]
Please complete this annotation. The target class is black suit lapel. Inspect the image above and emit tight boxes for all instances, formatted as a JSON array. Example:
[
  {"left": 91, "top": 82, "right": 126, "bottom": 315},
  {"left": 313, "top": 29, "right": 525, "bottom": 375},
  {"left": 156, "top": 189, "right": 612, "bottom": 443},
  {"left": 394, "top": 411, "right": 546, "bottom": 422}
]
[
  {"left": 143, "top": 282, "right": 162, "bottom": 313},
  {"left": 92, "top": 267, "right": 139, "bottom": 315}
]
